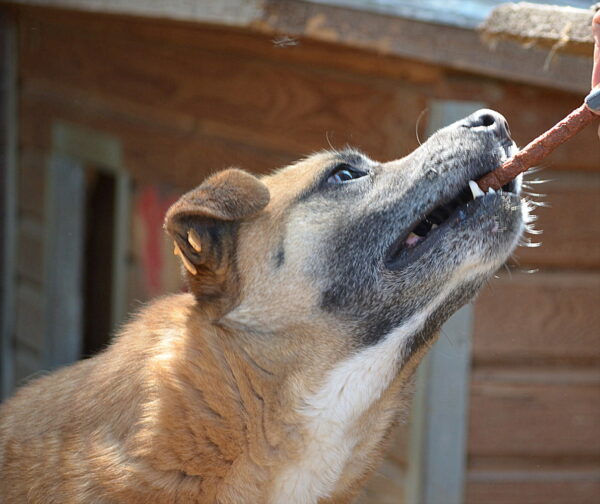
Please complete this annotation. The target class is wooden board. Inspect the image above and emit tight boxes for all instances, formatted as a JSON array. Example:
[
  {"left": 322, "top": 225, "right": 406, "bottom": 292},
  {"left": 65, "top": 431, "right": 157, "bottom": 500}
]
[
  {"left": 16, "top": 216, "right": 44, "bottom": 286},
  {"left": 473, "top": 271, "right": 600, "bottom": 365},
  {"left": 18, "top": 150, "right": 46, "bottom": 219},
  {"left": 469, "top": 377, "right": 600, "bottom": 458},
  {"left": 19, "top": 87, "right": 297, "bottom": 188},
  {"left": 16, "top": 5, "right": 600, "bottom": 183},
  {"left": 466, "top": 478, "right": 600, "bottom": 504},
  {"left": 513, "top": 173, "right": 600, "bottom": 269}
]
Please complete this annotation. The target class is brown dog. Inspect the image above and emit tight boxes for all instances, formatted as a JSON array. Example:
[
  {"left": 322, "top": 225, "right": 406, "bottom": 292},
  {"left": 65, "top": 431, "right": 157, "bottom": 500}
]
[{"left": 0, "top": 109, "right": 526, "bottom": 503}]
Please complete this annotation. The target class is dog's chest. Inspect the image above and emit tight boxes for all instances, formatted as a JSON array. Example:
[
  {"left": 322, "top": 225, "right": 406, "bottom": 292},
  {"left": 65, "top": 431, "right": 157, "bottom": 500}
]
[{"left": 268, "top": 324, "right": 418, "bottom": 503}]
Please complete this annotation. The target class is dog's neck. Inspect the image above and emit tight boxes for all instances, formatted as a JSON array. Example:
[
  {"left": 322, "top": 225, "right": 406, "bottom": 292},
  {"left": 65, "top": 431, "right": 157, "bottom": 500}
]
[{"left": 128, "top": 301, "right": 424, "bottom": 503}]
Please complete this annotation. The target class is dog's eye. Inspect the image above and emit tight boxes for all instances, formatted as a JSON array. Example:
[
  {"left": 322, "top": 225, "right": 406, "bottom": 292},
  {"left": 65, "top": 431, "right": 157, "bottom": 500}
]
[{"left": 327, "top": 165, "right": 367, "bottom": 184}]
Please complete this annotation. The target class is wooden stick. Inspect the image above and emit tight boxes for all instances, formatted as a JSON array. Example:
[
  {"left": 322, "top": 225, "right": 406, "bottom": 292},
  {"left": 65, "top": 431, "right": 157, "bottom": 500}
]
[{"left": 477, "top": 103, "right": 598, "bottom": 192}]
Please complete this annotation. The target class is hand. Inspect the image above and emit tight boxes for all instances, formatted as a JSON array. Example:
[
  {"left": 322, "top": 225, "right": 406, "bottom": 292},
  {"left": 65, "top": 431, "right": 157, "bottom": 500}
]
[
  {"left": 593, "top": 10, "right": 600, "bottom": 90},
  {"left": 592, "top": 10, "right": 600, "bottom": 139}
]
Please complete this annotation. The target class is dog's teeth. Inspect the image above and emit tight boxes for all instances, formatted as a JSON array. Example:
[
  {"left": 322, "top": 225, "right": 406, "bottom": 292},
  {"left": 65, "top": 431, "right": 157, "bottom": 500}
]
[
  {"left": 469, "top": 180, "right": 484, "bottom": 199},
  {"left": 431, "top": 223, "right": 438, "bottom": 230},
  {"left": 488, "top": 188, "right": 496, "bottom": 194}
]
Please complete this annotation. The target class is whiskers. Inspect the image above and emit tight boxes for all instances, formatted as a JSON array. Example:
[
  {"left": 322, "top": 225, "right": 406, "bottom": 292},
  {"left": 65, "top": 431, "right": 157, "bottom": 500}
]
[
  {"left": 415, "top": 108, "right": 428, "bottom": 146},
  {"left": 517, "top": 166, "right": 550, "bottom": 249}
]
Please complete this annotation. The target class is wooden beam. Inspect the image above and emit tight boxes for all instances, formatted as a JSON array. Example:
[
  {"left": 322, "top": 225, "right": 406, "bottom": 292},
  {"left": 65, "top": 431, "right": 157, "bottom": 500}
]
[
  {"left": 263, "top": 0, "right": 593, "bottom": 94},
  {"left": 0, "top": 9, "right": 18, "bottom": 399},
  {"left": 43, "top": 154, "right": 85, "bottom": 369},
  {"left": 10, "top": 1, "right": 595, "bottom": 93}
]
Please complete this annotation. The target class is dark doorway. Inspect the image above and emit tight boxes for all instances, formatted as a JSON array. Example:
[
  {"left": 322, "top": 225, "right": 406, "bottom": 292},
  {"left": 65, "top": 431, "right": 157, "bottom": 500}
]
[{"left": 82, "top": 169, "right": 115, "bottom": 357}]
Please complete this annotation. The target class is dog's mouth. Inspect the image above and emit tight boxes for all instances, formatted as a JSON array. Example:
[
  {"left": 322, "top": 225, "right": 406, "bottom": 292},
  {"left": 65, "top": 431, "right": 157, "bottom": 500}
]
[{"left": 385, "top": 176, "right": 518, "bottom": 268}]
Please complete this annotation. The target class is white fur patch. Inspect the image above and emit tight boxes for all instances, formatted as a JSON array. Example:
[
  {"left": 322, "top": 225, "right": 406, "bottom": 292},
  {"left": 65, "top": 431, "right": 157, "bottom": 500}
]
[{"left": 269, "top": 264, "right": 492, "bottom": 504}]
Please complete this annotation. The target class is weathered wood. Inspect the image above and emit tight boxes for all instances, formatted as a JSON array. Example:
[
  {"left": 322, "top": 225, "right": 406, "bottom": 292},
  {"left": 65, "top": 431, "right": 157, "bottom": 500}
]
[
  {"left": 468, "top": 378, "right": 600, "bottom": 458},
  {"left": 513, "top": 172, "right": 600, "bottom": 269},
  {"left": 18, "top": 150, "right": 46, "bottom": 219},
  {"left": 262, "top": 0, "right": 593, "bottom": 94},
  {"left": 19, "top": 88, "right": 296, "bottom": 188},
  {"left": 15, "top": 0, "right": 265, "bottom": 26},
  {"left": 15, "top": 5, "right": 443, "bottom": 85},
  {"left": 43, "top": 154, "right": 85, "bottom": 370},
  {"left": 15, "top": 6, "right": 599, "bottom": 178},
  {"left": 473, "top": 272, "right": 600, "bottom": 365},
  {"left": 13, "top": 342, "right": 42, "bottom": 386},
  {"left": 12, "top": 1, "right": 594, "bottom": 93},
  {"left": 17, "top": 18, "right": 423, "bottom": 160},
  {"left": 0, "top": 7, "right": 17, "bottom": 399},
  {"left": 466, "top": 477, "right": 600, "bottom": 504},
  {"left": 16, "top": 216, "right": 44, "bottom": 285},
  {"left": 480, "top": 2, "right": 595, "bottom": 56},
  {"left": 14, "top": 282, "right": 45, "bottom": 353}
]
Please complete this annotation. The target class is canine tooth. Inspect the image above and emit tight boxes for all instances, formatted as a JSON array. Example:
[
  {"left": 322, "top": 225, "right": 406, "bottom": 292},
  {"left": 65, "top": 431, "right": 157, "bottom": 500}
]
[
  {"left": 188, "top": 229, "right": 202, "bottom": 252},
  {"left": 469, "top": 180, "right": 484, "bottom": 199},
  {"left": 488, "top": 187, "right": 496, "bottom": 194},
  {"left": 431, "top": 223, "right": 438, "bottom": 230}
]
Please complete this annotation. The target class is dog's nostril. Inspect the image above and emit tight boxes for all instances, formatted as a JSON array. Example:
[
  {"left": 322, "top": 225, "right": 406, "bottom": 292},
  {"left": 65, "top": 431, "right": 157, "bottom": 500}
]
[{"left": 463, "top": 109, "right": 511, "bottom": 140}]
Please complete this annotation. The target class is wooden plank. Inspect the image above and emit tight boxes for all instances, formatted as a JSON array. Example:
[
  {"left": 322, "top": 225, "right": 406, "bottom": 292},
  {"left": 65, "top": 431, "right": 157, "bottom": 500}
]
[
  {"left": 13, "top": 341, "right": 42, "bottom": 386},
  {"left": 111, "top": 172, "right": 131, "bottom": 331},
  {"left": 43, "top": 154, "right": 85, "bottom": 369},
  {"left": 53, "top": 120, "right": 122, "bottom": 170},
  {"left": 18, "top": 150, "right": 46, "bottom": 219},
  {"left": 466, "top": 477, "right": 600, "bottom": 504},
  {"left": 15, "top": 0, "right": 265, "bottom": 26},
  {"left": 468, "top": 378, "right": 600, "bottom": 458},
  {"left": 480, "top": 2, "right": 594, "bottom": 54},
  {"left": 14, "top": 282, "right": 45, "bottom": 353},
  {"left": 15, "top": 5, "right": 443, "bottom": 85},
  {"left": 16, "top": 216, "right": 45, "bottom": 285},
  {"left": 0, "top": 6, "right": 17, "bottom": 399},
  {"left": 15, "top": 7, "right": 599, "bottom": 176},
  {"left": 473, "top": 271, "right": 600, "bottom": 365},
  {"left": 263, "top": 0, "right": 593, "bottom": 94},
  {"left": 17, "top": 19, "right": 423, "bottom": 161},
  {"left": 512, "top": 173, "right": 600, "bottom": 269},
  {"left": 11, "top": 2, "right": 596, "bottom": 95},
  {"left": 19, "top": 88, "right": 296, "bottom": 188}
]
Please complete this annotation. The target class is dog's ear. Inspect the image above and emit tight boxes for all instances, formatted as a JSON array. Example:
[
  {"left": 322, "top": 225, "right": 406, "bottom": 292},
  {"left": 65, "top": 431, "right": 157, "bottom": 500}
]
[{"left": 164, "top": 168, "right": 270, "bottom": 303}]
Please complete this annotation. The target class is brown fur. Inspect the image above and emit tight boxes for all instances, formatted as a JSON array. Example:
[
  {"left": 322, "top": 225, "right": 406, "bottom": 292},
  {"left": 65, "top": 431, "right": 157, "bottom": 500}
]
[
  {"left": 1, "top": 158, "right": 410, "bottom": 503},
  {"left": 0, "top": 137, "right": 519, "bottom": 503}
]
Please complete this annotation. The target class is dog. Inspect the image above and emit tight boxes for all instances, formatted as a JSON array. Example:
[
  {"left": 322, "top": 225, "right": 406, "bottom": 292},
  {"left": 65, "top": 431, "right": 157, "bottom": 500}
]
[{"left": 0, "top": 109, "right": 525, "bottom": 503}]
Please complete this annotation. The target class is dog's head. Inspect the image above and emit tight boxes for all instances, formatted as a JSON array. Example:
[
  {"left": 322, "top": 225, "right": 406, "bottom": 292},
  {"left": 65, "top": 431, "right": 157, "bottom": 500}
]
[{"left": 165, "top": 109, "right": 525, "bottom": 367}]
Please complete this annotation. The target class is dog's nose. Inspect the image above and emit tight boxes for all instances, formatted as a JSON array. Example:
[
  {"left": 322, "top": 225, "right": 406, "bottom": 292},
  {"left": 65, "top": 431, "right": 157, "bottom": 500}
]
[{"left": 462, "top": 109, "right": 511, "bottom": 141}]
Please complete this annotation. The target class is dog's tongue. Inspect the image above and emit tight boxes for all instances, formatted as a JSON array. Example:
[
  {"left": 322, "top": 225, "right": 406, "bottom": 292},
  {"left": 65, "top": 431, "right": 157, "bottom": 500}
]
[
  {"left": 477, "top": 101, "right": 599, "bottom": 192},
  {"left": 405, "top": 233, "right": 423, "bottom": 248}
]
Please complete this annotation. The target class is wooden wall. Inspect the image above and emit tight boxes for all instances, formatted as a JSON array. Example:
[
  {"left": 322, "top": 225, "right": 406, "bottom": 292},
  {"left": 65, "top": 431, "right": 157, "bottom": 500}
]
[{"left": 7, "top": 5, "right": 600, "bottom": 502}]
